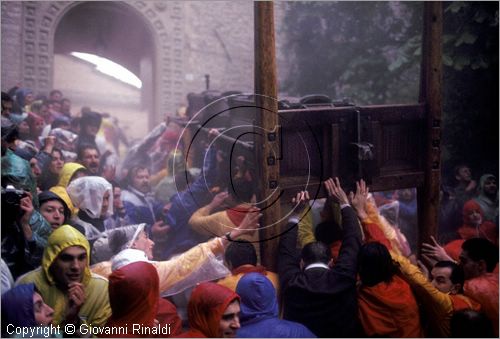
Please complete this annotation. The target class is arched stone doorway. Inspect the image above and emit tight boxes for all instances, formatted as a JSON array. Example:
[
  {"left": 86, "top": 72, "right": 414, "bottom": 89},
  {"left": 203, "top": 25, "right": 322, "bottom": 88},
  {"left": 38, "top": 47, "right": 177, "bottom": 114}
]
[
  {"left": 54, "top": 2, "right": 154, "bottom": 139},
  {"left": 21, "top": 1, "right": 185, "bottom": 131}
]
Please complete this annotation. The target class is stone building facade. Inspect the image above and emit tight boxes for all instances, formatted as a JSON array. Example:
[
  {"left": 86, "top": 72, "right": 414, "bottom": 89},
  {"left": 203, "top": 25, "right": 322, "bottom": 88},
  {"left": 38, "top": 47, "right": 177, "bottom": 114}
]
[{"left": 1, "top": 1, "right": 288, "bottom": 132}]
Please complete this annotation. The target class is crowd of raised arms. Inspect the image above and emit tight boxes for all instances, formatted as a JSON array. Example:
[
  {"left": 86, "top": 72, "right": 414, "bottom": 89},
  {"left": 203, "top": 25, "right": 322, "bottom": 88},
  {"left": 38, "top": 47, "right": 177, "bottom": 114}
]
[{"left": 1, "top": 86, "right": 498, "bottom": 338}]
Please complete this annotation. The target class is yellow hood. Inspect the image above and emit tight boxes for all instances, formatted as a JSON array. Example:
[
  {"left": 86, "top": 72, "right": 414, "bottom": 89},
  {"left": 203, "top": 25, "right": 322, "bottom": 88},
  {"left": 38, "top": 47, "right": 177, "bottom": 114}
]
[
  {"left": 49, "top": 186, "right": 77, "bottom": 216},
  {"left": 57, "top": 162, "right": 86, "bottom": 188},
  {"left": 42, "top": 225, "right": 91, "bottom": 285}
]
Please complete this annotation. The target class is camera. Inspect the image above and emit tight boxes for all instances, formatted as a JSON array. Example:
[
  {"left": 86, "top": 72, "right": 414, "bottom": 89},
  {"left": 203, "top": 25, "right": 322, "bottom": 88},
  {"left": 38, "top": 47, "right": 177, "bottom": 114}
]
[{"left": 1, "top": 184, "right": 28, "bottom": 211}]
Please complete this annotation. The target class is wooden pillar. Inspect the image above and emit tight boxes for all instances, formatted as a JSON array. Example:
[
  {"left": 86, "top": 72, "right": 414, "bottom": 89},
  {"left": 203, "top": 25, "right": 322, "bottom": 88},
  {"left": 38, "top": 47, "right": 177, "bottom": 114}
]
[
  {"left": 254, "top": 2, "right": 280, "bottom": 271},
  {"left": 417, "top": 2, "right": 443, "bottom": 249}
]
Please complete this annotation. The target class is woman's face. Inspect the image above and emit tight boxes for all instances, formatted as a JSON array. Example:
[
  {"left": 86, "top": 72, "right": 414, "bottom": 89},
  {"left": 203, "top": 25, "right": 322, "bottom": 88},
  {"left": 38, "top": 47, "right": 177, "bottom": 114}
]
[
  {"left": 49, "top": 150, "right": 64, "bottom": 175},
  {"left": 33, "top": 119, "right": 45, "bottom": 135},
  {"left": 132, "top": 230, "right": 155, "bottom": 260},
  {"left": 18, "top": 121, "right": 30, "bottom": 135},
  {"left": 466, "top": 208, "right": 482, "bottom": 226}
]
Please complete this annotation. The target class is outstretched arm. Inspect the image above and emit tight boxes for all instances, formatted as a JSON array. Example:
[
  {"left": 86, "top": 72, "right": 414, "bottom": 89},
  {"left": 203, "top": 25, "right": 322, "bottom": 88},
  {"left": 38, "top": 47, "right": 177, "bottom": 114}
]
[
  {"left": 278, "top": 191, "right": 310, "bottom": 288},
  {"left": 324, "top": 178, "right": 362, "bottom": 278},
  {"left": 155, "top": 207, "right": 261, "bottom": 295}
]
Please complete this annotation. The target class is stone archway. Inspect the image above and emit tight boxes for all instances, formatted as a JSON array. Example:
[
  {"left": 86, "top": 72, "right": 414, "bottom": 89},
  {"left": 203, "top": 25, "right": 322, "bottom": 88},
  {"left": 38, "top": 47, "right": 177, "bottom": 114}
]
[{"left": 21, "top": 1, "right": 185, "bottom": 129}]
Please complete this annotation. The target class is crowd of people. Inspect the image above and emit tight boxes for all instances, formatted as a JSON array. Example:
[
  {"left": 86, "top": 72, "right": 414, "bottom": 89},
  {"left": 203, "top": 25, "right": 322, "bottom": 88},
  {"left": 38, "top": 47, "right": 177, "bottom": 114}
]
[{"left": 1, "top": 85, "right": 498, "bottom": 338}]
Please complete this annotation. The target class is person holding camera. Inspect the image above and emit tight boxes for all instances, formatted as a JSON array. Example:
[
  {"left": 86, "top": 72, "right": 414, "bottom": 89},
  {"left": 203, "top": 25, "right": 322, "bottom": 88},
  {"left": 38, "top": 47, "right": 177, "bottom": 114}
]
[{"left": 2, "top": 118, "right": 53, "bottom": 279}]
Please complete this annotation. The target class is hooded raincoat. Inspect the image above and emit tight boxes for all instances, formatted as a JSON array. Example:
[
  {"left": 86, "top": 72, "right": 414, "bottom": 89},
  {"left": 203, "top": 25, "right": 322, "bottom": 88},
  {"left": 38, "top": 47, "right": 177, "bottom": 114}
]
[
  {"left": 49, "top": 162, "right": 87, "bottom": 216},
  {"left": 458, "top": 200, "right": 497, "bottom": 245},
  {"left": 16, "top": 225, "right": 111, "bottom": 329},
  {"left": 103, "top": 261, "right": 159, "bottom": 337},
  {"left": 67, "top": 176, "right": 113, "bottom": 241},
  {"left": 473, "top": 174, "right": 499, "bottom": 222},
  {"left": 2, "top": 283, "right": 36, "bottom": 336},
  {"left": 1, "top": 283, "right": 61, "bottom": 338},
  {"left": 176, "top": 282, "right": 239, "bottom": 338},
  {"left": 236, "top": 273, "right": 315, "bottom": 338}
]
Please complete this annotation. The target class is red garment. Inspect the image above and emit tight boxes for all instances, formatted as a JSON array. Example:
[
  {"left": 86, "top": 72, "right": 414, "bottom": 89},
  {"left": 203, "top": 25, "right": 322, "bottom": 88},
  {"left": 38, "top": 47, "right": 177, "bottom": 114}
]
[
  {"left": 226, "top": 204, "right": 253, "bottom": 226},
  {"left": 449, "top": 294, "right": 481, "bottom": 312},
  {"left": 444, "top": 239, "right": 465, "bottom": 261},
  {"left": 104, "top": 262, "right": 159, "bottom": 338},
  {"left": 457, "top": 221, "right": 497, "bottom": 244},
  {"left": 232, "top": 264, "right": 267, "bottom": 276},
  {"left": 459, "top": 200, "right": 498, "bottom": 244},
  {"left": 174, "top": 329, "right": 206, "bottom": 338},
  {"left": 157, "top": 298, "right": 182, "bottom": 337},
  {"left": 463, "top": 273, "right": 499, "bottom": 336},
  {"left": 177, "top": 282, "right": 239, "bottom": 338},
  {"left": 330, "top": 240, "right": 342, "bottom": 264},
  {"left": 358, "top": 275, "right": 423, "bottom": 337},
  {"left": 362, "top": 222, "right": 393, "bottom": 250}
]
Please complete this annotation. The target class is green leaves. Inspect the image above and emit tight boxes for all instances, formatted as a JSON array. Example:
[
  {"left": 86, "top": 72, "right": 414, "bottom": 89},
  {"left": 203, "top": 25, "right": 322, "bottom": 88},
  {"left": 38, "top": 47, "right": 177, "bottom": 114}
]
[
  {"left": 454, "top": 31, "right": 478, "bottom": 47},
  {"left": 281, "top": 2, "right": 422, "bottom": 104},
  {"left": 446, "top": 1, "right": 467, "bottom": 14}
]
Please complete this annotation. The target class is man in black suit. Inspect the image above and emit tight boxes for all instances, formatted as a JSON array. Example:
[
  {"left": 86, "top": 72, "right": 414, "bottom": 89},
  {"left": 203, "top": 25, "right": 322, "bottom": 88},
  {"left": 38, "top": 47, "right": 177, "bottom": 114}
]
[{"left": 278, "top": 178, "right": 365, "bottom": 337}]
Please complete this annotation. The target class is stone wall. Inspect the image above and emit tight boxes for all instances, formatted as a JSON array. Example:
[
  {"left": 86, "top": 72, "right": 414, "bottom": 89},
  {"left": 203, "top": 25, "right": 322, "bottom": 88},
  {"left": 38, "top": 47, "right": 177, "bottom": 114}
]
[
  {"left": 182, "top": 1, "right": 254, "bottom": 97},
  {"left": 1, "top": 1, "right": 288, "bottom": 129},
  {"left": 1, "top": 1, "right": 24, "bottom": 90}
]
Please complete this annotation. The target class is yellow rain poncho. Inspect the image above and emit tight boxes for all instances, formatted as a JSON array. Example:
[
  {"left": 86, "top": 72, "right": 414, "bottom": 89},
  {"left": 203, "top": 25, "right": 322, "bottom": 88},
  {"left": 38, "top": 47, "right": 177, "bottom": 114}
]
[
  {"left": 49, "top": 162, "right": 87, "bottom": 216},
  {"left": 17, "top": 225, "right": 111, "bottom": 327}
]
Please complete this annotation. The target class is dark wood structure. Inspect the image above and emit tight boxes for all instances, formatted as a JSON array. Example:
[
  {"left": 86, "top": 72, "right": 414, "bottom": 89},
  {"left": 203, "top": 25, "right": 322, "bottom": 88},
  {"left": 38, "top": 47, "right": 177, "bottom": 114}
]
[
  {"left": 254, "top": 2, "right": 443, "bottom": 270},
  {"left": 180, "top": 2, "right": 443, "bottom": 271}
]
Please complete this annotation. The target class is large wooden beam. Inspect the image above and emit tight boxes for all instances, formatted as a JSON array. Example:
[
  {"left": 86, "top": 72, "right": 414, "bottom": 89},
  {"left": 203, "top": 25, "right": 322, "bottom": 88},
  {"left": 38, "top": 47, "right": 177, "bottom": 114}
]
[
  {"left": 417, "top": 2, "right": 443, "bottom": 249},
  {"left": 254, "top": 2, "right": 280, "bottom": 271}
]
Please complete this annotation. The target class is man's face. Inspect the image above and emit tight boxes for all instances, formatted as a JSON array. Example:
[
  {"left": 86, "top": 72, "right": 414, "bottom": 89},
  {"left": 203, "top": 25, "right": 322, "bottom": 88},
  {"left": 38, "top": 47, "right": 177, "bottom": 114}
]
[
  {"left": 113, "top": 187, "right": 123, "bottom": 210},
  {"left": 50, "top": 92, "right": 62, "bottom": 102},
  {"left": 40, "top": 105, "right": 50, "bottom": 120},
  {"left": 132, "top": 230, "right": 155, "bottom": 260},
  {"left": 457, "top": 166, "right": 471, "bottom": 182},
  {"left": 52, "top": 102, "right": 62, "bottom": 113},
  {"left": 100, "top": 191, "right": 110, "bottom": 218},
  {"left": 132, "top": 168, "right": 151, "bottom": 193},
  {"left": 49, "top": 246, "right": 87, "bottom": 289},
  {"left": 18, "top": 120, "right": 30, "bottom": 135},
  {"left": 84, "top": 124, "right": 100, "bottom": 137},
  {"left": 219, "top": 300, "right": 240, "bottom": 338},
  {"left": 33, "top": 292, "right": 54, "bottom": 326},
  {"left": 81, "top": 148, "right": 100, "bottom": 174},
  {"left": 33, "top": 119, "right": 45, "bottom": 135},
  {"left": 62, "top": 100, "right": 71, "bottom": 112},
  {"left": 30, "top": 158, "right": 42, "bottom": 178},
  {"left": 2, "top": 100, "right": 12, "bottom": 116},
  {"left": 25, "top": 93, "right": 34, "bottom": 106},
  {"left": 459, "top": 250, "right": 481, "bottom": 280},
  {"left": 40, "top": 200, "right": 65, "bottom": 230},
  {"left": 431, "top": 266, "right": 456, "bottom": 293},
  {"left": 483, "top": 177, "right": 497, "bottom": 196}
]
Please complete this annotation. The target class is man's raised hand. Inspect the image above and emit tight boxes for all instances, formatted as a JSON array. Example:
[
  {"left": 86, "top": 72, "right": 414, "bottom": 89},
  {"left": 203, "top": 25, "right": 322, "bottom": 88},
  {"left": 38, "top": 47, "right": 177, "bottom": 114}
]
[
  {"left": 324, "top": 177, "right": 349, "bottom": 205},
  {"left": 350, "top": 179, "right": 369, "bottom": 219}
]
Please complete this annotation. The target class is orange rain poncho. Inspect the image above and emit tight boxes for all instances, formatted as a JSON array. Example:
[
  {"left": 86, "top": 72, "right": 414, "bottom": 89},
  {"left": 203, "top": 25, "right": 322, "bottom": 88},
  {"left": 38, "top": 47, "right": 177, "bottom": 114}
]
[{"left": 177, "top": 282, "right": 239, "bottom": 338}]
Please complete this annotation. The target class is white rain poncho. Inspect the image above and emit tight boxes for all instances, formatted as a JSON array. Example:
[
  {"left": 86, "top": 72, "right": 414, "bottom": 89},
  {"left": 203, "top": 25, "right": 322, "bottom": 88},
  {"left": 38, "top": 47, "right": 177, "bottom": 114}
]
[
  {"left": 91, "top": 224, "right": 146, "bottom": 264},
  {"left": 67, "top": 176, "right": 113, "bottom": 219}
]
